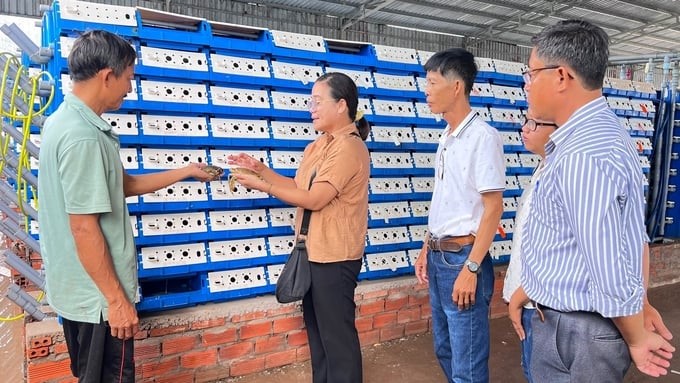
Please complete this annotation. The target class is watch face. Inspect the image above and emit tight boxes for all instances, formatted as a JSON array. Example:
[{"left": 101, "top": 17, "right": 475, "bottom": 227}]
[{"left": 466, "top": 261, "right": 479, "bottom": 273}]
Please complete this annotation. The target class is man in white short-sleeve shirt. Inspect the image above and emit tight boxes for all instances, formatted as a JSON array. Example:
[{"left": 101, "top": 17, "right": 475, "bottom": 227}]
[{"left": 415, "top": 48, "right": 505, "bottom": 383}]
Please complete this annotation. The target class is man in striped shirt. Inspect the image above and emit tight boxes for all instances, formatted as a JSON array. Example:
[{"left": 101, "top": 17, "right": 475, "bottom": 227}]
[{"left": 521, "top": 19, "right": 675, "bottom": 381}]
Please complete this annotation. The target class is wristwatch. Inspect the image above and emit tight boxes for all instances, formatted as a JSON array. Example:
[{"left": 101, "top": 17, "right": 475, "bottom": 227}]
[{"left": 464, "top": 259, "right": 480, "bottom": 274}]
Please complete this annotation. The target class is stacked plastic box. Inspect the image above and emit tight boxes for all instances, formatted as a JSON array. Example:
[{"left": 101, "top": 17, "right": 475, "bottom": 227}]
[{"left": 34, "top": 0, "right": 656, "bottom": 312}]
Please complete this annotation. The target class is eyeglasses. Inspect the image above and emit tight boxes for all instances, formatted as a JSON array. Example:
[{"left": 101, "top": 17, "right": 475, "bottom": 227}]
[
  {"left": 522, "top": 117, "right": 558, "bottom": 132},
  {"left": 522, "top": 65, "right": 560, "bottom": 85},
  {"left": 307, "top": 97, "right": 336, "bottom": 111}
]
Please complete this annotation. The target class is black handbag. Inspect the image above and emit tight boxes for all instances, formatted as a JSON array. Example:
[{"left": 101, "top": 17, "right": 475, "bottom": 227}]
[{"left": 275, "top": 173, "right": 315, "bottom": 303}]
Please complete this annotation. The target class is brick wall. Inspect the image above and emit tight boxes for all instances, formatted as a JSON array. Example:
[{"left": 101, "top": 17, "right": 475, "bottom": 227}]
[{"left": 23, "top": 242, "right": 680, "bottom": 382}]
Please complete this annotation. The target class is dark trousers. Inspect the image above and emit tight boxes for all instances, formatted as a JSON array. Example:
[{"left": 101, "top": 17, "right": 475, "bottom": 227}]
[
  {"left": 62, "top": 317, "right": 135, "bottom": 383},
  {"left": 302, "top": 259, "right": 363, "bottom": 383}
]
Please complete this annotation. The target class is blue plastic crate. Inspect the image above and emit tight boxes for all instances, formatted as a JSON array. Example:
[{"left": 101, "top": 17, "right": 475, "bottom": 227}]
[
  {"left": 324, "top": 39, "right": 377, "bottom": 67},
  {"left": 209, "top": 21, "right": 271, "bottom": 54},
  {"left": 208, "top": 50, "right": 273, "bottom": 87},
  {"left": 136, "top": 13, "right": 211, "bottom": 47},
  {"left": 267, "top": 30, "right": 329, "bottom": 61},
  {"left": 48, "top": 1, "right": 138, "bottom": 39},
  {"left": 135, "top": 44, "right": 210, "bottom": 81}
]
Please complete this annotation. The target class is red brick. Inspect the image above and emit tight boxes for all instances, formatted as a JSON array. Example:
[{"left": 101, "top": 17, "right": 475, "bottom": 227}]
[
  {"left": 150, "top": 325, "right": 189, "bottom": 337},
  {"left": 231, "top": 311, "right": 268, "bottom": 323},
  {"left": 162, "top": 335, "right": 198, "bottom": 355},
  {"left": 230, "top": 357, "right": 265, "bottom": 377},
  {"left": 286, "top": 330, "right": 308, "bottom": 347},
  {"left": 139, "top": 357, "right": 179, "bottom": 379},
  {"left": 380, "top": 325, "right": 405, "bottom": 342},
  {"left": 265, "top": 349, "right": 297, "bottom": 369},
  {"left": 57, "top": 377, "right": 78, "bottom": 383},
  {"left": 266, "top": 304, "right": 301, "bottom": 317},
  {"left": 411, "top": 282, "right": 429, "bottom": 292},
  {"left": 373, "top": 312, "right": 397, "bottom": 328},
  {"left": 387, "top": 286, "right": 412, "bottom": 295},
  {"left": 195, "top": 366, "right": 230, "bottom": 383},
  {"left": 134, "top": 329, "right": 149, "bottom": 340},
  {"left": 272, "top": 316, "right": 304, "bottom": 333},
  {"left": 181, "top": 348, "right": 218, "bottom": 369},
  {"left": 358, "top": 329, "right": 380, "bottom": 346},
  {"left": 355, "top": 316, "right": 374, "bottom": 333},
  {"left": 362, "top": 289, "right": 388, "bottom": 300},
  {"left": 408, "top": 293, "right": 430, "bottom": 307},
  {"left": 358, "top": 300, "right": 385, "bottom": 316},
  {"left": 190, "top": 317, "right": 227, "bottom": 330},
  {"left": 156, "top": 370, "right": 193, "bottom": 383},
  {"left": 254, "top": 335, "right": 285, "bottom": 354},
  {"left": 202, "top": 328, "right": 238, "bottom": 347},
  {"left": 54, "top": 343, "right": 69, "bottom": 355},
  {"left": 27, "top": 346, "right": 49, "bottom": 359},
  {"left": 30, "top": 336, "right": 53, "bottom": 348},
  {"left": 27, "top": 359, "right": 72, "bottom": 382},
  {"left": 397, "top": 307, "right": 421, "bottom": 324},
  {"left": 219, "top": 341, "right": 254, "bottom": 360},
  {"left": 134, "top": 339, "right": 161, "bottom": 361},
  {"left": 420, "top": 303, "right": 432, "bottom": 319},
  {"left": 385, "top": 296, "right": 409, "bottom": 311},
  {"left": 240, "top": 321, "right": 272, "bottom": 339},
  {"left": 296, "top": 346, "right": 311, "bottom": 362},
  {"left": 405, "top": 319, "right": 430, "bottom": 335}
]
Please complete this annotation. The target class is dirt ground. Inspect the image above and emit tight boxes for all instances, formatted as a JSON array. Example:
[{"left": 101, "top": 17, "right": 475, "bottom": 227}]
[{"left": 225, "top": 283, "right": 680, "bottom": 383}]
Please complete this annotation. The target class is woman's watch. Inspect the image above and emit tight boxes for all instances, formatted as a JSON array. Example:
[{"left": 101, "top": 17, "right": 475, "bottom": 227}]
[{"left": 464, "top": 259, "right": 480, "bottom": 273}]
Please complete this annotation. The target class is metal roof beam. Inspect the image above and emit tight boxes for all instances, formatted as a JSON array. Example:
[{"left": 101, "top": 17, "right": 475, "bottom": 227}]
[
  {"left": 606, "top": 0, "right": 679, "bottom": 16},
  {"left": 341, "top": 0, "right": 399, "bottom": 31}
]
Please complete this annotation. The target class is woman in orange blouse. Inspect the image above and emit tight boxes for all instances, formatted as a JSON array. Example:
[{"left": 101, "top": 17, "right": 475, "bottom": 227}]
[{"left": 229, "top": 72, "right": 370, "bottom": 383}]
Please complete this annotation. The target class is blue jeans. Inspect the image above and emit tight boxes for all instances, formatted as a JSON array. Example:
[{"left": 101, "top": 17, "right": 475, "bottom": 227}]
[
  {"left": 521, "top": 308, "right": 535, "bottom": 383},
  {"left": 427, "top": 247, "right": 494, "bottom": 383}
]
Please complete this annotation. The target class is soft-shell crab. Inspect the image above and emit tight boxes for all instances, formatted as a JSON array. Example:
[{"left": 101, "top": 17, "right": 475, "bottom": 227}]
[
  {"left": 227, "top": 167, "right": 263, "bottom": 192},
  {"left": 202, "top": 165, "right": 224, "bottom": 179}
]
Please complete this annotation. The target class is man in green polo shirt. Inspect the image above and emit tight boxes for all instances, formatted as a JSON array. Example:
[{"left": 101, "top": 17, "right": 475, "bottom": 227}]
[{"left": 38, "top": 30, "right": 217, "bottom": 382}]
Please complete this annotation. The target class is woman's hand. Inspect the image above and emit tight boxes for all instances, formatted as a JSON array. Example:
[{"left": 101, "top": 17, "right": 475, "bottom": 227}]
[
  {"left": 227, "top": 153, "right": 267, "bottom": 174},
  {"left": 233, "top": 172, "right": 269, "bottom": 193}
]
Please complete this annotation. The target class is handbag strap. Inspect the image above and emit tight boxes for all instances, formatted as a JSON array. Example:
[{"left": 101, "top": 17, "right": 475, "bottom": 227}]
[{"left": 299, "top": 171, "right": 316, "bottom": 236}]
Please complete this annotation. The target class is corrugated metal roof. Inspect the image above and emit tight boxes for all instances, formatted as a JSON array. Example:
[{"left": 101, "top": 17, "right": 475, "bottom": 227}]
[
  {"left": 2, "top": 0, "right": 678, "bottom": 58},
  {"left": 258, "top": 0, "right": 672, "bottom": 57}
]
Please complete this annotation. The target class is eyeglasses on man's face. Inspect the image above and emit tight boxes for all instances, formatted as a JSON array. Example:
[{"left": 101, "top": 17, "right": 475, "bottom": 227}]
[
  {"left": 521, "top": 117, "right": 559, "bottom": 132},
  {"left": 522, "top": 65, "right": 560, "bottom": 85}
]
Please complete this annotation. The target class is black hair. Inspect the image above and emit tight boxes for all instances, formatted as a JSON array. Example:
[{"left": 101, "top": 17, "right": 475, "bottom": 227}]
[
  {"left": 531, "top": 19, "right": 609, "bottom": 90},
  {"left": 68, "top": 30, "right": 137, "bottom": 82},
  {"left": 315, "top": 72, "right": 370, "bottom": 141},
  {"left": 423, "top": 48, "right": 477, "bottom": 96}
]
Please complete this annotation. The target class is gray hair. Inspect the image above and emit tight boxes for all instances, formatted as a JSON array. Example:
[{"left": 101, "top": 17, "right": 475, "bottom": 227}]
[
  {"left": 531, "top": 19, "right": 609, "bottom": 90},
  {"left": 68, "top": 30, "right": 136, "bottom": 82}
]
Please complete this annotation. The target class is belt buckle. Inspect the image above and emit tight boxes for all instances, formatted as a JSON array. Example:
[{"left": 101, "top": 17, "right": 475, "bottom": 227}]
[{"left": 448, "top": 241, "right": 463, "bottom": 252}]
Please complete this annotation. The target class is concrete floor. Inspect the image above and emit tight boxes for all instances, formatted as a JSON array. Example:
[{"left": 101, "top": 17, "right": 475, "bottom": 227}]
[{"left": 226, "top": 283, "right": 680, "bottom": 383}]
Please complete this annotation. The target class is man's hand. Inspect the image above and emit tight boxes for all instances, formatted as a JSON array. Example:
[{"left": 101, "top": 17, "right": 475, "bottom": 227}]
[
  {"left": 628, "top": 330, "right": 675, "bottom": 377},
  {"left": 644, "top": 300, "right": 673, "bottom": 341},
  {"left": 452, "top": 270, "right": 477, "bottom": 310},
  {"left": 414, "top": 247, "right": 428, "bottom": 285},
  {"left": 107, "top": 297, "right": 139, "bottom": 340},
  {"left": 508, "top": 290, "right": 528, "bottom": 340}
]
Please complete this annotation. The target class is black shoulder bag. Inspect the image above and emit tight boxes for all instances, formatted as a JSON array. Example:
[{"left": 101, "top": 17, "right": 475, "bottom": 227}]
[{"left": 275, "top": 172, "right": 315, "bottom": 303}]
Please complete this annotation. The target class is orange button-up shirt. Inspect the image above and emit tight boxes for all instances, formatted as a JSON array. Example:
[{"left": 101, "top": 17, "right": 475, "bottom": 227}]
[{"left": 293, "top": 123, "right": 369, "bottom": 263}]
